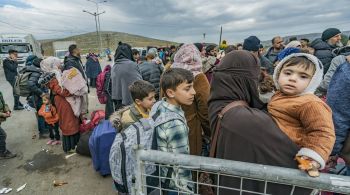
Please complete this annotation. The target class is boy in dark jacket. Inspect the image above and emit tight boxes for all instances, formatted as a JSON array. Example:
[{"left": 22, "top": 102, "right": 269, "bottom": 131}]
[{"left": 0, "top": 91, "right": 16, "bottom": 159}]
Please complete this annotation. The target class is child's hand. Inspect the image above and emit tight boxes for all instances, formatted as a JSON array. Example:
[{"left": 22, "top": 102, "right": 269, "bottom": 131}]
[
  {"left": 295, "top": 156, "right": 320, "bottom": 177},
  {"left": 5, "top": 111, "right": 11, "bottom": 117},
  {"left": 326, "top": 155, "right": 338, "bottom": 169}
]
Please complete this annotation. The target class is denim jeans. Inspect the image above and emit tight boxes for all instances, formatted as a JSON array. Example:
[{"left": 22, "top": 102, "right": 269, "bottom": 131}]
[{"left": 0, "top": 126, "right": 7, "bottom": 153}]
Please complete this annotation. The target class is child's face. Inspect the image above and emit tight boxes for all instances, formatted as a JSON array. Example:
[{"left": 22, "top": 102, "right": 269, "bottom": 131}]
[
  {"left": 166, "top": 81, "right": 196, "bottom": 106},
  {"left": 278, "top": 65, "right": 314, "bottom": 96},
  {"left": 136, "top": 92, "right": 156, "bottom": 110},
  {"left": 42, "top": 97, "right": 49, "bottom": 104}
]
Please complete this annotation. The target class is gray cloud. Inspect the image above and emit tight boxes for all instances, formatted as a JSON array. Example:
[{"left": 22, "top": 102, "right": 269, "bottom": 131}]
[{"left": 0, "top": 0, "right": 349, "bottom": 44}]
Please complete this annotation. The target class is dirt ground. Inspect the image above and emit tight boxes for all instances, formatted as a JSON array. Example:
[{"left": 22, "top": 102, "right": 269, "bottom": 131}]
[{"left": 0, "top": 59, "right": 117, "bottom": 194}]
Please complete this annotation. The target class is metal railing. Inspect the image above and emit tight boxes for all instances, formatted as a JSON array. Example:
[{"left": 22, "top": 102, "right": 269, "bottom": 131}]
[{"left": 133, "top": 149, "right": 350, "bottom": 195}]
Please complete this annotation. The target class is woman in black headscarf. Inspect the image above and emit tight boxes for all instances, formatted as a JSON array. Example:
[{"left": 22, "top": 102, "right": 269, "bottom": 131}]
[
  {"left": 111, "top": 42, "right": 142, "bottom": 110},
  {"left": 208, "top": 50, "right": 309, "bottom": 195}
]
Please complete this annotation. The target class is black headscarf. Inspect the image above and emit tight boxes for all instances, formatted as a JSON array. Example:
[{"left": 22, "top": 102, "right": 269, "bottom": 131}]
[
  {"left": 114, "top": 42, "right": 134, "bottom": 62},
  {"left": 208, "top": 50, "right": 264, "bottom": 118}
]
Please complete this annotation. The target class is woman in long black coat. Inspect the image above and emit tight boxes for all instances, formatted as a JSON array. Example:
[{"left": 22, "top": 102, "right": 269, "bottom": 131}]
[
  {"left": 85, "top": 54, "right": 102, "bottom": 87},
  {"left": 208, "top": 51, "right": 310, "bottom": 195}
]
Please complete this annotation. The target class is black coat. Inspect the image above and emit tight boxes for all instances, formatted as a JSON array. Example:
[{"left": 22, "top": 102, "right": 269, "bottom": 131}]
[
  {"left": 21, "top": 66, "right": 45, "bottom": 97},
  {"left": 311, "top": 38, "right": 337, "bottom": 74},
  {"left": 85, "top": 57, "right": 102, "bottom": 78},
  {"left": 64, "top": 55, "right": 86, "bottom": 79},
  {"left": 3, "top": 58, "right": 18, "bottom": 82},
  {"left": 138, "top": 62, "right": 163, "bottom": 99}
]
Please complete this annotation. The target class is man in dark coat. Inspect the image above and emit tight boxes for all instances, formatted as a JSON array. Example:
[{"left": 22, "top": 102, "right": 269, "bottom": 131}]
[
  {"left": 64, "top": 44, "right": 87, "bottom": 80},
  {"left": 85, "top": 53, "right": 102, "bottom": 88},
  {"left": 265, "top": 36, "right": 284, "bottom": 64},
  {"left": 22, "top": 58, "right": 48, "bottom": 137},
  {"left": 138, "top": 50, "right": 163, "bottom": 100},
  {"left": 243, "top": 36, "right": 274, "bottom": 75},
  {"left": 311, "top": 28, "right": 342, "bottom": 74},
  {"left": 2, "top": 49, "right": 23, "bottom": 110},
  {"left": 64, "top": 44, "right": 89, "bottom": 114}
]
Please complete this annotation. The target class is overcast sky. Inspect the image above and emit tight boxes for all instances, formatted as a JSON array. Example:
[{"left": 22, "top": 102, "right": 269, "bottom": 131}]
[{"left": 0, "top": 0, "right": 349, "bottom": 44}]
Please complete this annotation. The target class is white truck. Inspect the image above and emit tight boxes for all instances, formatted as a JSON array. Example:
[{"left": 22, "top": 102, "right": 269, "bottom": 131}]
[
  {"left": 52, "top": 41, "right": 76, "bottom": 62},
  {"left": 0, "top": 34, "right": 42, "bottom": 67}
]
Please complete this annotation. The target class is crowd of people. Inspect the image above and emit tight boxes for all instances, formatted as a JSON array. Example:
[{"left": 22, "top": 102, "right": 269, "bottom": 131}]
[{"left": 1, "top": 27, "right": 350, "bottom": 194}]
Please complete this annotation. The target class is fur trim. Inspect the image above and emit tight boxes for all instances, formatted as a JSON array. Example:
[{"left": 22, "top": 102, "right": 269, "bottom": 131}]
[
  {"left": 297, "top": 147, "right": 326, "bottom": 169},
  {"left": 273, "top": 53, "right": 324, "bottom": 95},
  {"left": 109, "top": 105, "right": 131, "bottom": 129}
]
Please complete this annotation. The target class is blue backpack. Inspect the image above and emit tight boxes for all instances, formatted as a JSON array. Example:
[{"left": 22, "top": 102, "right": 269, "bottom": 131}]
[{"left": 89, "top": 120, "right": 118, "bottom": 176}]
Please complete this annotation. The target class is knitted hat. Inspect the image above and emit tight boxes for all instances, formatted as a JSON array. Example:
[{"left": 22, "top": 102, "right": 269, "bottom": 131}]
[
  {"left": 321, "top": 28, "right": 341, "bottom": 41},
  {"left": 277, "top": 47, "right": 301, "bottom": 61},
  {"left": 243, "top": 36, "right": 261, "bottom": 52},
  {"left": 273, "top": 53, "right": 324, "bottom": 95}
]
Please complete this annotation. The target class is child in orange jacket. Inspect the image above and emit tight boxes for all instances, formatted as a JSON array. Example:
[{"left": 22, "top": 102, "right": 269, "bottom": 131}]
[{"left": 38, "top": 95, "right": 61, "bottom": 145}]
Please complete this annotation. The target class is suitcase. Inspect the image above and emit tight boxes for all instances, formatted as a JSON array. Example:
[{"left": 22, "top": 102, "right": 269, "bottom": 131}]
[{"left": 89, "top": 120, "right": 117, "bottom": 176}]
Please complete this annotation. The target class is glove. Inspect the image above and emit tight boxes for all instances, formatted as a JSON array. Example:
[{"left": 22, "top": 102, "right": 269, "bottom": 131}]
[{"left": 38, "top": 72, "right": 55, "bottom": 85}]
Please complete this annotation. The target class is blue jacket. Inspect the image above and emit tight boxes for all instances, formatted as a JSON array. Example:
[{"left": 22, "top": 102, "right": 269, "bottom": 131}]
[{"left": 327, "top": 62, "right": 350, "bottom": 155}]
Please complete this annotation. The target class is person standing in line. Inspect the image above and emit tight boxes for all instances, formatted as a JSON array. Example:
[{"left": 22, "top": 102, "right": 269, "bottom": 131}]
[{"left": 2, "top": 49, "right": 24, "bottom": 110}]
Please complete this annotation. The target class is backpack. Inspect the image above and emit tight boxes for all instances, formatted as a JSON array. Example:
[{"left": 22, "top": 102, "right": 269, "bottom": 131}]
[
  {"left": 79, "top": 110, "right": 105, "bottom": 133},
  {"left": 89, "top": 120, "right": 118, "bottom": 176},
  {"left": 14, "top": 71, "right": 32, "bottom": 97},
  {"left": 96, "top": 65, "right": 111, "bottom": 104},
  {"left": 109, "top": 103, "right": 184, "bottom": 194},
  {"left": 76, "top": 131, "right": 93, "bottom": 157}
]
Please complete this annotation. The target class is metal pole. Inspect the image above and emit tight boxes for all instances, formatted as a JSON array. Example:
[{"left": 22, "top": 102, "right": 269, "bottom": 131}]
[
  {"left": 94, "top": 13, "right": 100, "bottom": 54},
  {"left": 219, "top": 26, "right": 222, "bottom": 47},
  {"left": 96, "top": 2, "right": 102, "bottom": 55},
  {"left": 136, "top": 149, "right": 350, "bottom": 194}
]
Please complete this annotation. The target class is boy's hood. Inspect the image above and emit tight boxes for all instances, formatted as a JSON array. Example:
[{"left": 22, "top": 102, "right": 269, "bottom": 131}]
[
  {"left": 109, "top": 105, "right": 131, "bottom": 129},
  {"left": 273, "top": 53, "right": 324, "bottom": 95}
]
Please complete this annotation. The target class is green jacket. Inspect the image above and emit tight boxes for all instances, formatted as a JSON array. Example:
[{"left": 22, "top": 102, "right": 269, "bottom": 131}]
[{"left": 0, "top": 91, "right": 10, "bottom": 123}]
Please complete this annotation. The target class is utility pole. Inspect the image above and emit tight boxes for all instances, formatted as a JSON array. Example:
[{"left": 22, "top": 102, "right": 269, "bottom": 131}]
[
  {"left": 87, "top": 0, "right": 107, "bottom": 55},
  {"left": 219, "top": 26, "right": 222, "bottom": 47},
  {"left": 203, "top": 33, "right": 206, "bottom": 43},
  {"left": 83, "top": 9, "right": 105, "bottom": 54}
]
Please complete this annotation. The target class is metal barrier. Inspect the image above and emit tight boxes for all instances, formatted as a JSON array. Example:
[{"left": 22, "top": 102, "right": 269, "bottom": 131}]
[{"left": 133, "top": 149, "right": 350, "bottom": 195}]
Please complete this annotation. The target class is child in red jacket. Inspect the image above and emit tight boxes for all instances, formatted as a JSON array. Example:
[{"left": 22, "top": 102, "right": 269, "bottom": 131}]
[{"left": 38, "top": 95, "right": 61, "bottom": 145}]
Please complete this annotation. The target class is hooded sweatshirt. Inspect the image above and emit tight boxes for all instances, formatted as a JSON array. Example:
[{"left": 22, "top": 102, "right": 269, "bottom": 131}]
[{"left": 268, "top": 53, "right": 335, "bottom": 169}]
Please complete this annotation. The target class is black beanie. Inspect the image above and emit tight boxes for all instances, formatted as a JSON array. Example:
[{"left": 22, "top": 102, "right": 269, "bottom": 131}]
[
  {"left": 321, "top": 28, "right": 341, "bottom": 41},
  {"left": 33, "top": 58, "right": 43, "bottom": 68},
  {"left": 243, "top": 36, "right": 261, "bottom": 52},
  {"left": 205, "top": 45, "right": 216, "bottom": 54},
  {"left": 194, "top": 43, "right": 204, "bottom": 52}
]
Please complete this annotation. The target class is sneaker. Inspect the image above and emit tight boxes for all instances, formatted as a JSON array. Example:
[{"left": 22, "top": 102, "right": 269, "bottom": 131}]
[
  {"left": 47, "top": 140, "right": 54, "bottom": 145},
  {"left": 0, "top": 150, "right": 17, "bottom": 160},
  {"left": 52, "top": 140, "right": 62, "bottom": 145}
]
